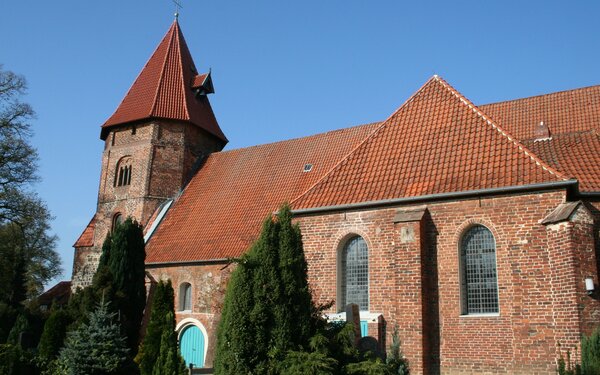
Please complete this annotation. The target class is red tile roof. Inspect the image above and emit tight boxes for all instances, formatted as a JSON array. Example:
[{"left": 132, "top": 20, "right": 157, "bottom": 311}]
[
  {"left": 101, "top": 20, "right": 227, "bottom": 143},
  {"left": 192, "top": 73, "right": 209, "bottom": 89},
  {"left": 480, "top": 84, "right": 600, "bottom": 140},
  {"left": 145, "top": 122, "right": 380, "bottom": 263},
  {"left": 524, "top": 131, "right": 600, "bottom": 192},
  {"left": 37, "top": 281, "right": 72, "bottom": 307},
  {"left": 291, "top": 77, "right": 567, "bottom": 210},
  {"left": 73, "top": 215, "right": 96, "bottom": 247}
]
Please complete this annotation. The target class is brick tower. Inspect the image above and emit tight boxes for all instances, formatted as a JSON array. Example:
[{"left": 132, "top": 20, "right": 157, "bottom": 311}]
[{"left": 72, "top": 20, "right": 227, "bottom": 289}]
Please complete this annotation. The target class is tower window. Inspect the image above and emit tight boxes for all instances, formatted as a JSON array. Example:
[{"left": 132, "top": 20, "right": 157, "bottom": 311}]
[
  {"left": 114, "top": 156, "right": 133, "bottom": 187},
  {"left": 112, "top": 213, "right": 123, "bottom": 231}
]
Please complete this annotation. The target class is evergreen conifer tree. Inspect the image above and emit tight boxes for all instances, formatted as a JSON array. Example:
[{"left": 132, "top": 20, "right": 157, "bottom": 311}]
[
  {"left": 214, "top": 252, "right": 257, "bottom": 374},
  {"left": 151, "top": 312, "right": 186, "bottom": 375},
  {"left": 136, "top": 280, "right": 178, "bottom": 375},
  {"left": 69, "top": 218, "right": 146, "bottom": 353},
  {"left": 214, "top": 204, "right": 316, "bottom": 374},
  {"left": 38, "top": 309, "right": 72, "bottom": 360},
  {"left": 582, "top": 327, "right": 600, "bottom": 375},
  {"left": 7, "top": 313, "right": 29, "bottom": 346},
  {"left": 57, "top": 298, "right": 130, "bottom": 375},
  {"left": 107, "top": 218, "right": 147, "bottom": 353}
]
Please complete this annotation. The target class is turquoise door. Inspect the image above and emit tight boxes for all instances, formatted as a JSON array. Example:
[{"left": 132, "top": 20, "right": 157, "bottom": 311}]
[
  {"left": 179, "top": 325, "right": 205, "bottom": 368},
  {"left": 360, "top": 320, "right": 368, "bottom": 337}
]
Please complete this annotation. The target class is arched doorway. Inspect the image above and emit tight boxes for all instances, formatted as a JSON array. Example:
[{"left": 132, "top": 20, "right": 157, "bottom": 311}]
[{"left": 178, "top": 323, "right": 205, "bottom": 368}]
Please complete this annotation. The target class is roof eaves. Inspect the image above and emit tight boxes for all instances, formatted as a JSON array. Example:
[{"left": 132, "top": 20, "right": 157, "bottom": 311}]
[{"left": 292, "top": 180, "right": 578, "bottom": 216}]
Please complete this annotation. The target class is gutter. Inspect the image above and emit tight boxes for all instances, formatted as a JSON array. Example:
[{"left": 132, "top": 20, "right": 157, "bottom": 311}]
[
  {"left": 145, "top": 258, "right": 230, "bottom": 268},
  {"left": 292, "top": 180, "right": 578, "bottom": 216},
  {"left": 578, "top": 192, "right": 600, "bottom": 199}
]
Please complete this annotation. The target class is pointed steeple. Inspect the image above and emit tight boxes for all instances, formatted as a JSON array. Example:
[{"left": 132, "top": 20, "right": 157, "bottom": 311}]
[{"left": 101, "top": 20, "right": 227, "bottom": 143}]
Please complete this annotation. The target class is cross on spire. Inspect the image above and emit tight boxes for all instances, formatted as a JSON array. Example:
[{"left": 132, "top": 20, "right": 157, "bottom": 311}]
[{"left": 173, "top": 0, "right": 183, "bottom": 18}]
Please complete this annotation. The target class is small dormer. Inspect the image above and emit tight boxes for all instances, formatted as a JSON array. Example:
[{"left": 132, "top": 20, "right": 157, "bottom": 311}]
[{"left": 192, "top": 71, "right": 215, "bottom": 97}]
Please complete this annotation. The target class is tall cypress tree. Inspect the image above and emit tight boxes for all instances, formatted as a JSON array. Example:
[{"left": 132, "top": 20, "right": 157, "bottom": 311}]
[
  {"left": 214, "top": 204, "right": 316, "bottom": 374},
  {"left": 151, "top": 312, "right": 187, "bottom": 375},
  {"left": 105, "top": 218, "right": 146, "bottom": 353},
  {"left": 214, "top": 252, "right": 258, "bottom": 374},
  {"left": 137, "top": 280, "right": 178, "bottom": 375},
  {"left": 69, "top": 218, "right": 147, "bottom": 354}
]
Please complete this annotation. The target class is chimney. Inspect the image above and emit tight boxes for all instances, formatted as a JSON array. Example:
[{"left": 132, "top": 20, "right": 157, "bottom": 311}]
[{"left": 534, "top": 121, "right": 551, "bottom": 141}]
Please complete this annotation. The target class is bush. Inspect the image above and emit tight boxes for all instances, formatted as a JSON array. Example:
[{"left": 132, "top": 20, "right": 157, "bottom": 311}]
[
  {"left": 38, "top": 309, "right": 72, "bottom": 360},
  {"left": 0, "top": 343, "right": 37, "bottom": 375},
  {"left": 387, "top": 325, "right": 409, "bottom": 374},
  {"left": 582, "top": 327, "right": 600, "bottom": 375},
  {"left": 557, "top": 349, "right": 582, "bottom": 375}
]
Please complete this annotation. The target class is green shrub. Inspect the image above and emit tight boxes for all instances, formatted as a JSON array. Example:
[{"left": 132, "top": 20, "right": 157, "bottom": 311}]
[
  {"left": 0, "top": 343, "right": 37, "bottom": 375},
  {"left": 582, "top": 327, "right": 600, "bottom": 375},
  {"left": 557, "top": 349, "right": 582, "bottom": 375},
  {"left": 136, "top": 280, "right": 177, "bottom": 375},
  {"left": 38, "top": 309, "right": 72, "bottom": 360},
  {"left": 279, "top": 351, "right": 337, "bottom": 375}
]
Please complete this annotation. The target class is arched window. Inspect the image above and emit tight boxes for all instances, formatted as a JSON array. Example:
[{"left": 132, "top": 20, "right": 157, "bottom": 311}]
[
  {"left": 179, "top": 283, "right": 192, "bottom": 311},
  {"left": 460, "top": 225, "right": 499, "bottom": 314},
  {"left": 112, "top": 213, "right": 123, "bottom": 231},
  {"left": 340, "top": 236, "right": 369, "bottom": 311},
  {"left": 114, "top": 156, "right": 132, "bottom": 187}
]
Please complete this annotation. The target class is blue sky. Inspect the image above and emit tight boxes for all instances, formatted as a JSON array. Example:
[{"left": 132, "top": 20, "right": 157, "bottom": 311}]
[{"left": 1, "top": 1, "right": 599, "bottom": 286}]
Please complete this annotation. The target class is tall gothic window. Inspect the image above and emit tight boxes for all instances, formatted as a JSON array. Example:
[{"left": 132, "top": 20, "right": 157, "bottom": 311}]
[
  {"left": 460, "top": 225, "right": 499, "bottom": 314},
  {"left": 179, "top": 283, "right": 192, "bottom": 311},
  {"left": 114, "top": 156, "right": 132, "bottom": 187},
  {"left": 340, "top": 236, "right": 369, "bottom": 311}
]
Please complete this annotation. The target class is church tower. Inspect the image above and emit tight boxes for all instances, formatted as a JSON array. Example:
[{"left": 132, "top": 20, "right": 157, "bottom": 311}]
[{"left": 72, "top": 20, "right": 227, "bottom": 289}]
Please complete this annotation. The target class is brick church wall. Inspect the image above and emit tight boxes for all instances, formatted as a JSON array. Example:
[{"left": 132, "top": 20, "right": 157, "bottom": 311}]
[
  {"left": 294, "top": 190, "right": 599, "bottom": 374},
  {"left": 146, "top": 263, "right": 232, "bottom": 368},
  {"left": 72, "top": 120, "right": 224, "bottom": 290}
]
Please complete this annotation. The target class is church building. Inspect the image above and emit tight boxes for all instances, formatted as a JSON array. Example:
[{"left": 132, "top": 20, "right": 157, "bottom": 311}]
[{"left": 72, "top": 19, "right": 600, "bottom": 374}]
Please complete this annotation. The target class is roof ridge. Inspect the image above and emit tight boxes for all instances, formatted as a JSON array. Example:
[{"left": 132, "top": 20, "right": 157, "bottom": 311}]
[
  {"left": 480, "top": 83, "right": 600, "bottom": 107},
  {"left": 290, "top": 76, "right": 439, "bottom": 207},
  {"left": 174, "top": 21, "right": 191, "bottom": 121},
  {"left": 433, "top": 76, "right": 568, "bottom": 181},
  {"left": 150, "top": 21, "right": 177, "bottom": 117}
]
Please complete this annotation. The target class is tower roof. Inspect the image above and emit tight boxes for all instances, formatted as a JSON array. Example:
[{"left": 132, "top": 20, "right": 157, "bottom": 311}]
[{"left": 101, "top": 20, "right": 227, "bottom": 142}]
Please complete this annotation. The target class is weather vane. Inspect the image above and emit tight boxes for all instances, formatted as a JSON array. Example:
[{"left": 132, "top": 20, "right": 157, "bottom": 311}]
[{"left": 173, "top": 0, "right": 183, "bottom": 18}]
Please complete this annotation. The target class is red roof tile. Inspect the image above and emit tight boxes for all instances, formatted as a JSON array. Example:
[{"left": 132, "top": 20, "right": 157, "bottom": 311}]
[
  {"left": 523, "top": 131, "right": 600, "bottom": 192},
  {"left": 73, "top": 215, "right": 96, "bottom": 247},
  {"left": 145, "top": 122, "right": 380, "bottom": 263},
  {"left": 192, "top": 73, "right": 209, "bottom": 89},
  {"left": 481, "top": 84, "right": 600, "bottom": 140},
  {"left": 291, "top": 76, "right": 566, "bottom": 210},
  {"left": 38, "top": 281, "right": 72, "bottom": 306},
  {"left": 101, "top": 20, "right": 227, "bottom": 142}
]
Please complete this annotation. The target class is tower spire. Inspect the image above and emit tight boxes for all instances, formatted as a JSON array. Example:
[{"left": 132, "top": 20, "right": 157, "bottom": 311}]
[{"left": 101, "top": 20, "right": 227, "bottom": 143}]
